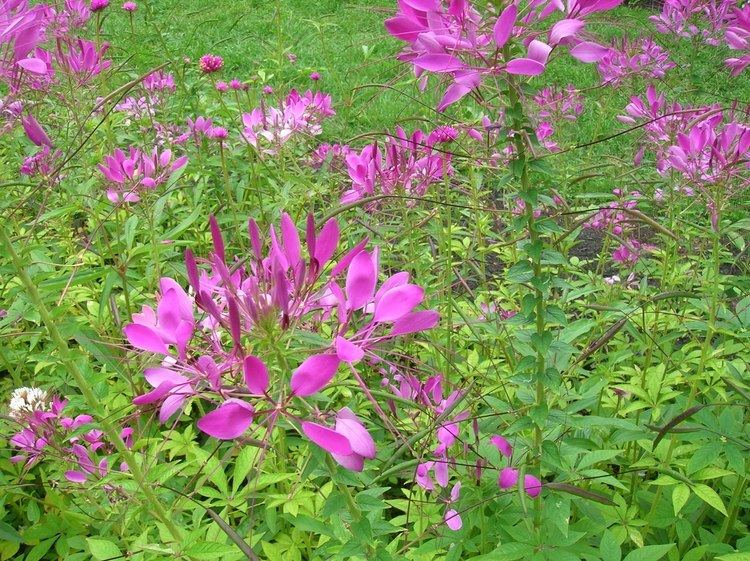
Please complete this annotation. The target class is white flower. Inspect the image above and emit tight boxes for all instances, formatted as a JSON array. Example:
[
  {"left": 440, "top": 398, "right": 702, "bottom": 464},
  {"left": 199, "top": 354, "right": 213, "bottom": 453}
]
[{"left": 8, "top": 387, "right": 50, "bottom": 419}]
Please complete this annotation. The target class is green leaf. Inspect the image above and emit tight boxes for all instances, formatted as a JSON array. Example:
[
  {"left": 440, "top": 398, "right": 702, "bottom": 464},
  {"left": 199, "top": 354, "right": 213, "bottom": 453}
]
[
  {"left": 622, "top": 544, "right": 675, "bottom": 561},
  {"left": 232, "top": 445, "right": 259, "bottom": 493},
  {"left": 716, "top": 554, "right": 750, "bottom": 561},
  {"left": 86, "top": 538, "right": 122, "bottom": 561},
  {"left": 600, "top": 530, "right": 621, "bottom": 561},
  {"left": 183, "top": 542, "right": 238, "bottom": 559},
  {"left": 693, "top": 484, "right": 728, "bottom": 515},
  {"left": 672, "top": 484, "right": 690, "bottom": 515},
  {"left": 0, "top": 522, "right": 22, "bottom": 543}
]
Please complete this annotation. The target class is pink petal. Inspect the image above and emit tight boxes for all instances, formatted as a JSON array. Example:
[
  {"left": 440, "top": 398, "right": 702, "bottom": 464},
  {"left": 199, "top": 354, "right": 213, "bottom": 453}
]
[
  {"left": 490, "top": 434, "right": 513, "bottom": 458},
  {"left": 438, "top": 82, "right": 473, "bottom": 112},
  {"left": 374, "top": 284, "right": 425, "bottom": 322},
  {"left": 390, "top": 310, "right": 440, "bottom": 336},
  {"left": 197, "top": 399, "right": 254, "bottom": 440},
  {"left": 314, "top": 218, "right": 340, "bottom": 267},
  {"left": 331, "top": 452, "right": 365, "bottom": 471},
  {"left": 384, "top": 16, "right": 425, "bottom": 43},
  {"left": 570, "top": 41, "right": 609, "bottom": 63},
  {"left": 335, "top": 409, "right": 376, "bottom": 458},
  {"left": 301, "top": 421, "right": 353, "bottom": 455},
  {"left": 280, "top": 212, "right": 302, "bottom": 267},
  {"left": 133, "top": 382, "right": 174, "bottom": 405},
  {"left": 506, "top": 58, "right": 545, "bottom": 76},
  {"left": 243, "top": 355, "right": 270, "bottom": 394},
  {"left": 402, "top": 0, "right": 441, "bottom": 10},
  {"left": 412, "top": 54, "right": 465, "bottom": 73},
  {"left": 335, "top": 336, "right": 365, "bottom": 364},
  {"left": 17, "top": 57, "right": 47, "bottom": 74},
  {"left": 123, "top": 324, "right": 168, "bottom": 354},
  {"left": 498, "top": 466, "right": 519, "bottom": 489},
  {"left": 159, "top": 393, "right": 187, "bottom": 423},
  {"left": 528, "top": 40, "right": 552, "bottom": 64},
  {"left": 524, "top": 474, "right": 543, "bottom": 497},
  {"left": 290, "top": 353, "right": 341, "bottom": 396},
  {"left": 345, "top": 251, "right": 377, "bottom": 311},
  {"left": 64, "top": 470, "right": 88, "bottom": 483},
  {"left": 549, "top": 18, "right": 584, "bottom": 45},
  {"left": 444, "top": 509, "right": 462, "bottom": 531},
  {"left": 493, "top": 4, "right": 518, "bottom": 49}
]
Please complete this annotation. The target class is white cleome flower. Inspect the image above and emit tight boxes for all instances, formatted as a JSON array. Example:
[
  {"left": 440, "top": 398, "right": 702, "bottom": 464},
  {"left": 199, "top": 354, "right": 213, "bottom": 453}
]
[{"left": 8, "top": 387, "right": 50, "bottom": 419}]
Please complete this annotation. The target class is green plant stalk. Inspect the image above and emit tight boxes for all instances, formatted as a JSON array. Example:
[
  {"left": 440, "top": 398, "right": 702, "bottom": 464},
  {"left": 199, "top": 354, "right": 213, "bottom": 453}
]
[
  {"left": 716, "top": 475, "right": 747, "bottom": 544},
  {"left": 507, "top": 77, "right": 546, "bottom": 534},
  {"left": 0, "top": 225, "right": 184, "bottom": 544}
]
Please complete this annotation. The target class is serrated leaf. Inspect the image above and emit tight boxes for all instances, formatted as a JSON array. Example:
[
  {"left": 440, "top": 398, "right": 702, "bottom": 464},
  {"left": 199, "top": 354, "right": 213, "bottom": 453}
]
[
  {"left": 672, "top": 484, "right": 690, "bottom": 515},
  {"left": 693, "top": 484, "right": 727, "bottom": 515},
  {"left": 622, "top": 543, "right": 674, "bottom": 561},
  {"left": 87, "top": 538, "right": 122, "bottom": 561}
]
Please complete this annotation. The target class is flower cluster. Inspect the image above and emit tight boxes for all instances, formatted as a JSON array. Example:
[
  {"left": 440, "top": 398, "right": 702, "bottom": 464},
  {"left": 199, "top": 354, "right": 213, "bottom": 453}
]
[
  {"left": 98, "top": 146, "right": 188, "bottom": 203},
  {"left": 342, "top": 126, "right": 455, "bottom": 205},
  {"left": 585, "top": 189, "right": 652, "bottom": 264},
  {"left": 651, "top": 0, "right": 749, "bottom": 75},
  {"left": 596, "top": 37, "right": 675, "bottom": 86},
  {"left": 241, "top": 90, "right": 335, "bottom": 155},
  {"left": 123, "top": 214, "right": 439, "bottom": 471},
  {"left": 309, "top": 142, "right": 353, "bottom": 172},
  {"left": 385, "top": 0, "right": 623, "bottom": 111},
  {"left": 7, "top": 387, "right": 132, "bottom": 484},
  {"left": 532, "top": 85, "right": 584, "bottom": 122},
  {"left": 199, "top": 53, "right": 223, "bottom": 73}
]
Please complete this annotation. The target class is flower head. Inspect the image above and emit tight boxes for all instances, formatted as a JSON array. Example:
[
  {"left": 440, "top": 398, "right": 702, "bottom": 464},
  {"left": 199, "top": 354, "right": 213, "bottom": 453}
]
[
  {"left": 122, "top": 1, "right": 136, "bottom": 11},
  {"left": 90, "top": 0, "right": 109, "bottom": 11},
  {"left": 309, "top": 71, "right": 321, "bottom": 81},
  {"left": 199, "top": 54, "right": 224, "bottom": 74}
]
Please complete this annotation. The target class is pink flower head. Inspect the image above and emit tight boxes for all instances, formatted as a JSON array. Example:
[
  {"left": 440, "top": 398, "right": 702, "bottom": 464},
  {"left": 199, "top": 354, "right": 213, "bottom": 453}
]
[
  {"left": 215, "top": 81, "right": 228, "bottom": 92},
  {"left": 262, "top": 85, "right": 274, "bottom": 94},
  {"left": 143, "top": 70, "right": 175, "bottom": 92},
  {"left": 90, "top": 0, "right": 109, "bottom": 11},
  {"left": 309, "top": 71, "right": 321, "bottom": 81},
  {"left": 302, "top": 408, "right": 376, "bottom": 471},
  {"left": 199, "top": 54, "right": 223, "bottom": 73},
  {"left": 208, "top": 126, "right": 228, "bottom": 140},
  {"left": 122, "top": 1, "right": 136, "bottom": 11},
  {"left": 230, "top": 78, "right": 246, "bottom": 90}
]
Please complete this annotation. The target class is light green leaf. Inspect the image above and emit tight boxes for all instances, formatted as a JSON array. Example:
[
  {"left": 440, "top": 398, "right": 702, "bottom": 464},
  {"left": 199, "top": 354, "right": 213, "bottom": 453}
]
[
  {"left": 86, "top": 538, "right": 122, "bottom": 561},
  {"left": 693, "top": 484, "right": 727, "bottom": 515},
  {"left": 600, "top": 530, "right": 621, "bottom": 561},
  {"left": 716, "top": 554, "right": 750, "bottom": 561},
  {"left": 622, "top": 544, "right": 675, "bottom": 561},
  {"left": 183, "top": 541, "right": 237, "bottom": 559},
  {"left": 672, "top": 484, "right": 690, "bottom": 515}
]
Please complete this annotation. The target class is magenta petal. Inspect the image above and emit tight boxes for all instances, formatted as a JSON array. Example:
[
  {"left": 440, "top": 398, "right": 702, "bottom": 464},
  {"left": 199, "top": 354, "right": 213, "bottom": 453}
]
[
  {"left": 314, "top": 218, "right": 340, "bottom": 267},
  {"left": 490, "top": 434, "right": 513, "bottom": 458},
  {"left": 331, "top": 452, "right": 365, "bottom": 471},
  {"left": 290, "top": 353, "right": 341, "bottom": 396},
  {"left": 438, "top": 83, "right": 472, "bottom": 112},
  {"left": 498, "top": 467, "right": 519, "bottom": 489},
  {"left": 335, "top": 409, "right": 376, "bottom": 458},
  {"left": 159, "top": 393, "right": 187, "bottom": 423},
  {"left": 374, "top": 284, "right": 424, "bottom": 322},
  {"left": 197, "top": 399, "right": 254, "bottom": 440},
  {"left": 444, "top": 509, "right": 462, "bottom": 531},
  {"left": 384, "top": 16, "right": 424, "bottom": 42},
  {"left": 493, "top": 4, "right": 517, "bottom": 49},
  {"left": 133, "top": 382, "right": 174, "bottom": 405},
  {"left": 243, "top": 355, "right": 270, "bottom": 394},
  {"left": 570, "top": 41, "right": 609, "bottom": 63},
  {"left": 549, "top": 18, "right": 584, "bottom": 45},
  {"left": 17, "top": 57, "right": 47, "bottom": 74},
  {"left": 301, "top": 421, "right": 353, "bottom": 455},
  {"left": 335, "top": 336, "right": 365, "bottom": 364},
  {"left": 524, "top": 474, "right": 543, "bottom": 497},
  {"left": 123, "top": 324, "right": 168, "bottom": 354},
  {"left": 64, "top": 470, "right": 87, "bottom": 483},
  {"left": 412, "top": 53, "right": 465, "bottom": 73},
  {"left": 528, "top": 40, "right": 552, "bottom": 64},
  {"left": 390, "top": 310, "right": 440, "bottom": 336},
  {"left": 345, "top": 251, "right": 377, "bottom": 311},
  {"left": 402, "top": 0, "right": 441, "bottom": 10},
  {"left": 506, "top": 58, "right": 545, "bottom": 76},
  {"left": 280, "top": 212, "right": 302, "bottom": 266}
]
